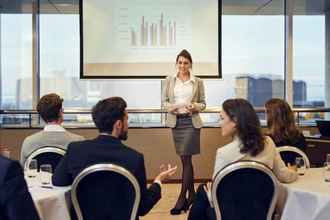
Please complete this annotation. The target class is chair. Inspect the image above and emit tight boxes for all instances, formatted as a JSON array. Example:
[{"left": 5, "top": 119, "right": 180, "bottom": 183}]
[
  {"left": 71, "top": 163, "right": 141, "bottom": 220},
  {"left": 211, "top": 161, "right": 279, "bottom": 220},
  {"left": 277, "top": 146, "right": 310, "bottom": 168},
  {"left": 24, "top": 146, "right": 66, "bottom": 171}
]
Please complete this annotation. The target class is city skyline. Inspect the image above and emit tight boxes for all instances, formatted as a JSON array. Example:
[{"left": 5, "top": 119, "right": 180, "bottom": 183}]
[{"left": 0, "top": 14, "right": 327, "bottom": 108}]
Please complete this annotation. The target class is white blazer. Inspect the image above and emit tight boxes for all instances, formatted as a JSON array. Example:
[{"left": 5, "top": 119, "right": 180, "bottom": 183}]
[
  {"left": 162, "top": 74, "right": 206, "bottom": 128},
  {"left": 213, "top": 136, "right": 298, "bottom": 183}
]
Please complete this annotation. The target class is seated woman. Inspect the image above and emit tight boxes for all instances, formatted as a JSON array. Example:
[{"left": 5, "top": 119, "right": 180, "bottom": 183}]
[
  {"left": 187, "top": 98, "right": 297, "bottom": 220},
  {"left": 265, "top": 98, "right": 307, "bottom": 165}
]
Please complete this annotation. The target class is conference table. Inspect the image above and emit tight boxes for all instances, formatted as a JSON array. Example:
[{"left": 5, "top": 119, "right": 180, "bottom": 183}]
[
  {"left": 26, "top": 177, "right": 71, "bottom": 220},
  {"left": 280, "top": 168, "right": 330, "bottom": 220},
  {"left": 25, "top": 168, "right": 330, "bottom": 220}
]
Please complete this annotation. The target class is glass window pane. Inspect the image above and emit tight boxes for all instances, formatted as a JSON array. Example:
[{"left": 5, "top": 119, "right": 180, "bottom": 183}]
[
  {"left": 221, "top": 0, "right": 285, "bottom": 107},
  {"left": 39, "top": 7, "right": 161, "bottom": 109},
  {"left": 1, "top": 4, "right": 33, "bottom": 109},
  {"left": 293, "top": 12, "right": 325, "bottom": 108}
]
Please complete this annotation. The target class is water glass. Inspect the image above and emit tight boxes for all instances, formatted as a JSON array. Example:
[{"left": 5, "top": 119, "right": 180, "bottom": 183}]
[
  {"left": 39, "top": 164, "right": 52, "bottom": 185},
  {"left": 27, "top": 159, "right": 38, "bottom": 178},
  {"left": 324, "top": 162, "right": 330, "bottom": 182},
  {"left": 327, "top": 154, "right": 330, "bottom": 164},
  {"left": 295, "top": 157, "right": 306, "bottom": 175}
]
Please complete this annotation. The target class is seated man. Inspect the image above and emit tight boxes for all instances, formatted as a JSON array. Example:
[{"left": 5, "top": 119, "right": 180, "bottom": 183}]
[
  {"left": 0, "top": 156, "right": 40, "bottom": 220},
  {"left": 52, "top": 97, "right": 176, "bottom": 219},
  {"left": 20, "top": 93, "right": 84, "bottom": 166}
]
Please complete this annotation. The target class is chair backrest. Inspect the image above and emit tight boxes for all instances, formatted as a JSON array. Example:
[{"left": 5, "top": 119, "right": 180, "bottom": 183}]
[
  {"left": 24, "top": 146, "right": 66, "bottom": 171},
  {"left": 277, "top": 146, "right": 310, "bottom": 168},
  {"left": 211, "top": 161, "right": 279, "bottom": 220},
  {"left": 71, "top": 163, "right": 141, "bottom": 220}
]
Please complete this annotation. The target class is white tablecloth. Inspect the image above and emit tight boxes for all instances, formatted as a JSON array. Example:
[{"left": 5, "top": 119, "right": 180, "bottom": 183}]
[
  {"left": 27, "top": 177, "right": 71, "bottom": 220},
  {"left": 281, "top": 168, "right": 330, "bottom": 220}
]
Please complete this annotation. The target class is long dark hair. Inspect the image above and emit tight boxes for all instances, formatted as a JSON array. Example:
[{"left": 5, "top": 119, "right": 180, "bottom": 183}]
[
  {"left": 265, "top": 98, "right": 301, "bottom": 145},
  {"left": 222, "top": 98, "right": 265, "bottom": 156}
]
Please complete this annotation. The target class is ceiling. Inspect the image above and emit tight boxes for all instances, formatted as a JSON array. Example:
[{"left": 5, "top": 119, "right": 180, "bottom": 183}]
[
  {"left": 223, "top": 0, "right": 330, "bottom": 15},
  {"left": 0, "top": 0, "right": 79, "bottom": 14},
  {"left": 0, "top": 0, "right": 329, "bottom": 15}
]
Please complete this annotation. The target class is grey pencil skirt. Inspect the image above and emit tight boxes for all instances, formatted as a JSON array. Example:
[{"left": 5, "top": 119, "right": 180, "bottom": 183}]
[{"left": 172, "top": 115, "right": 200, "bottom": 156}]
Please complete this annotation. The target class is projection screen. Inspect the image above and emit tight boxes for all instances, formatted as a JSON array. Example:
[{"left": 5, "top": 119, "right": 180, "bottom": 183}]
[{"left": 80, "top": 0, "right": 220, "bottom": 78}]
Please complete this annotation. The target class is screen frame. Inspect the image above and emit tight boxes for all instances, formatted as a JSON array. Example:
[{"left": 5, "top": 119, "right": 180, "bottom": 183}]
[{"left": 79, "top": 0, "right": 222, "bottom": 79}]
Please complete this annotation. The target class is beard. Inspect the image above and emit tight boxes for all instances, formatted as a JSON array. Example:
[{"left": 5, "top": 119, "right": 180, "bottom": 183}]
[{"left": 119, "top": 127, "right": 128, "bottom": 140}]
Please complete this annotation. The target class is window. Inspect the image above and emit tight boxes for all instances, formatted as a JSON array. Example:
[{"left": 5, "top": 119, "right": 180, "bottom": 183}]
[
  {"left": 221, "top": 0, "right": 285, "bottom": 107},
  {"left": 1, "top": 9, "right": 33, "bottom": 109},
  {"left": 1, "top": 0, "right": 328, "bottom": 122},
  {"left": 39, "top": 12, "right": 161, "bottom": 109},
  {"left": 293, "top": 15, "right": 325, "bottom": 108}
]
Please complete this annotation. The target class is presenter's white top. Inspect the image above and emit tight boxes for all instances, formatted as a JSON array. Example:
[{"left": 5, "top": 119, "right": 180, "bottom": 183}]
[
  {"left": 173, "top": 74, "right": 195, "bottom": 114},
  {"left": 43, "top": 124, "right": 66, "bottom": 132}
]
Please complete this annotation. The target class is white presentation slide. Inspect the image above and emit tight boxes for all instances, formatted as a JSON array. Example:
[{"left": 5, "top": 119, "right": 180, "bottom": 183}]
[{"left": 82, "top": 0, "right": 219, "bottom": 77}]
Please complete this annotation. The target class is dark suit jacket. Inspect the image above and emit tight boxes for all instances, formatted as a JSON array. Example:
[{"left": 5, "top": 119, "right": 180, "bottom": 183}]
[
  {"left": 0, "top": 156, "right": 40, "bottom": 220},
  {"left": 52, "top": 135, "right": 161, "bottom": 220}
]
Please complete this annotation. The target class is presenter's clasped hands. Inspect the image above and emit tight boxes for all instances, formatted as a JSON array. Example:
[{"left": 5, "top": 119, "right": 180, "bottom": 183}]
[
  {"left": 169, "top": 106, "right": 179, "bottom": 114},
  {"left": 186, "top": 103, "right": 197, "bottom": 115},
  {"left": 169, "top": 103, "right": 196, "bottom": 115}
]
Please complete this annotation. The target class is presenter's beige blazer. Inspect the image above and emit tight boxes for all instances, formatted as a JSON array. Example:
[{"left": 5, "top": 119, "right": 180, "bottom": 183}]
[{"left": 162, "top": 75, "right": 206, "bottom": 128}]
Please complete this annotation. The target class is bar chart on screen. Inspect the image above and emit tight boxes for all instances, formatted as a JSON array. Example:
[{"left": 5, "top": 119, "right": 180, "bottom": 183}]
[
  {"left": 115, "top": 5, "right": 192, "bottom": 50},
  {"left": 82, "top": 0, "right": 219, "bottom": 77}
]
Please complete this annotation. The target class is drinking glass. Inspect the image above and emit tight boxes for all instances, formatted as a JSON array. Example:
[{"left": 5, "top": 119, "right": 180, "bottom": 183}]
[
  {"left": 324, "top": 162, "right": 330, "bottom": 182},
  {"left": 295, "top": 157, "right": 306, "bottom": 175},
  {"left": 327, "top": 154, "right": 330, "bottom": 164},
  {"left": 27, "top": 159, "right": 38, "bottom": 178},
  {"left": 39, "top": 164, "right": 52, "bottom": 185}
]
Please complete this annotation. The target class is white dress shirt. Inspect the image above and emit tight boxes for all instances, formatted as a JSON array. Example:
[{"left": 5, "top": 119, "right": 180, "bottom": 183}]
[
  {"left": 43, "top": 124, "right": 66, "bottom": 132},
  {"left": 173, "top": 74, "right": 195, "bottom": 114}
]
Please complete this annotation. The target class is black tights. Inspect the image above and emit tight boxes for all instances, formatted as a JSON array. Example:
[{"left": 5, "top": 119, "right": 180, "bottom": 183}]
[{"left": 174, "top": 155, "right": 195, "bottom": 208}]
